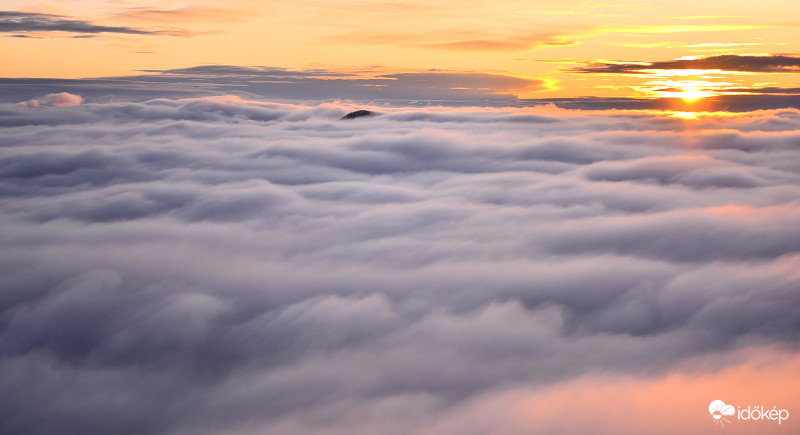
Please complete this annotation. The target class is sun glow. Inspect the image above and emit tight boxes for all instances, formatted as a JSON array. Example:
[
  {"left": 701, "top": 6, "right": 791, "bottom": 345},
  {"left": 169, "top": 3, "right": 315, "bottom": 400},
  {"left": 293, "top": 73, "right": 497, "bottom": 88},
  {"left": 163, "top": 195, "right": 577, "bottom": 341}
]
[
  {"left": 641, "top": 79, "right": 720, "bottom": 102},
  {"left": 680, "top": 88, "right": 712, "bottom": 102},
  {"left": 670, "top": 112, "right": 699, "bottom": 120}
]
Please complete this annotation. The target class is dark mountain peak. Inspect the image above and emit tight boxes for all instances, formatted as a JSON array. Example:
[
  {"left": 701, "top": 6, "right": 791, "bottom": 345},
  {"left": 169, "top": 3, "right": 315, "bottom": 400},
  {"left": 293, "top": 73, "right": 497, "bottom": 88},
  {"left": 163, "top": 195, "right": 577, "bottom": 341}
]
[{"left": 341, "top": 109, "right": 378, "bottom": 120}]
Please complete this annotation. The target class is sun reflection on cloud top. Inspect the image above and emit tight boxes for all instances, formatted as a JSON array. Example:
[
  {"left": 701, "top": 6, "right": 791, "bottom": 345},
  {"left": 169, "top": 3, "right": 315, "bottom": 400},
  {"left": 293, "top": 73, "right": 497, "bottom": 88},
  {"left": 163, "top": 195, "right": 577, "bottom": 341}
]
[
  {"left": 679, "top": 88, "right": 713, "bottom": 102},
  {"left": 638, "top": 79, "right": 724, "bottom": 101}
]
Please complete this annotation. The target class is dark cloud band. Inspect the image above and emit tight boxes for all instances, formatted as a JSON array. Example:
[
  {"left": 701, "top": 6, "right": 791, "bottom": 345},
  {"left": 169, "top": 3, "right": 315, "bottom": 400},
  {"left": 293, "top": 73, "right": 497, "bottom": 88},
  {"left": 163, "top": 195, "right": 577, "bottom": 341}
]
[
  {"left": 2, "top": 64, "right": 800, "bottom": 111},
  {"left": 0, "top": 65, "right": 544, "bottom": 105},
  {"left": 0, "top": 11, "right": 169, "bottom": 35},
  {"left": 572, "top": 54, "right": 800, "bottom": 74}
]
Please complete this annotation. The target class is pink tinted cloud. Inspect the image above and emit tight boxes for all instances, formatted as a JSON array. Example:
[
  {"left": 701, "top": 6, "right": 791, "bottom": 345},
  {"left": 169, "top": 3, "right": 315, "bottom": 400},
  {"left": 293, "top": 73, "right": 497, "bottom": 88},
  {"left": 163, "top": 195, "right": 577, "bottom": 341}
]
[
  {"left": 24, "top": 92, "right": 83, "bottom": 107},
  {"left": 420, "top": 347, "right": 800, "bottom": 435}
]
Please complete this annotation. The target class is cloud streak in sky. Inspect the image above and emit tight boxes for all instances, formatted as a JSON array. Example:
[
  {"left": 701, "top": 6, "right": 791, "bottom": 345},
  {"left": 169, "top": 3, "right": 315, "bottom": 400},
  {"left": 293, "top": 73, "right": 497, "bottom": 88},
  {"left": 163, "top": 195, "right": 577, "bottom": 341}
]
[
  {"left": 1, "top": 96, "right": 799, "bottom": 434},
  {"left": 574, "top": 54, "right": 800, "bottom": 74},
  {"left": 0, "top": 11, "right": 154, "bottom": 35},
  {"left": 0, "top": 11, "right": 194, "bottom": 37},
  {"left": 110, "top": 6, "right": 248, "bottom": 25},
  {"left": 332, "top": 29, "right": 582, "bottom": 52}
]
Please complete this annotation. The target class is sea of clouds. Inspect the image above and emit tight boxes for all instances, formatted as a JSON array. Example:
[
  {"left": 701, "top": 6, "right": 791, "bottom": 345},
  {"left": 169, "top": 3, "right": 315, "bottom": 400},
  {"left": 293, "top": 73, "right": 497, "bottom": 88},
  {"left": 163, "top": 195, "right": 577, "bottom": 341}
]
[{"left": 1, "top": 94, "right": 799, "bottom": 434}]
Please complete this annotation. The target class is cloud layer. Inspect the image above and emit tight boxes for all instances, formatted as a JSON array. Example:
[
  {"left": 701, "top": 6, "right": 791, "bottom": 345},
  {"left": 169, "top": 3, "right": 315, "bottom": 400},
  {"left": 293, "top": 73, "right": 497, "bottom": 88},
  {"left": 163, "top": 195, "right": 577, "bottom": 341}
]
[
  {"left": 1, "top": 97, "right": 799, "bottom": 434},
  {"left": 0, "top": 66, "right": 542, "bottom": 106},
  {"left": 3, "top": 63, "right": 799, "bottom": 112}
]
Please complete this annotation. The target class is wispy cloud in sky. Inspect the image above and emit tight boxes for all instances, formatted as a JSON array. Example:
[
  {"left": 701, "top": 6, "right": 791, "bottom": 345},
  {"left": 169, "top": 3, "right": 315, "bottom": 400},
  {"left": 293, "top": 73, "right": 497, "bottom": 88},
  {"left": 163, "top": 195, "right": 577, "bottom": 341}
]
[
  {"left": 419, "top": 36, "right": 580, "bottom": 51},
  {"left": 0, "top": 11, "right": 183, "bottom": 36},
  {"left": 110, "top": 6, "right": 248, "bottom": 25},
  {"left": 330, "top": 29, "right": 583, "bottom": 52},
  {"left": 574, "top": 54, "right": 800, "bottom": 74}
]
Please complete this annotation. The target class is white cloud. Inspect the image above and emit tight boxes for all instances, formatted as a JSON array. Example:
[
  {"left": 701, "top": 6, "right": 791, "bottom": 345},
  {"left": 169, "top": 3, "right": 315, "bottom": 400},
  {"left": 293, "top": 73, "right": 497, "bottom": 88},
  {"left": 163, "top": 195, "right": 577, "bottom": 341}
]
[
  {"left": 1, "top": 97, "right": 799, "bottom": 434},
  {"left": 24, "top": 92, "right": 83, "bottom": 107}
]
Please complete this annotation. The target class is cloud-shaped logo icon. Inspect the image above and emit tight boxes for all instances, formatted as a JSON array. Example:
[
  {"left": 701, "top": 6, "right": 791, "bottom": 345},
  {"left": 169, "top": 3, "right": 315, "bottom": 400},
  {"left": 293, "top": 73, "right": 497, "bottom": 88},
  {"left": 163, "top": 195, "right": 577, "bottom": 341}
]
[{"left": 709, "top": 400, "right": 735, "bottom": 426}]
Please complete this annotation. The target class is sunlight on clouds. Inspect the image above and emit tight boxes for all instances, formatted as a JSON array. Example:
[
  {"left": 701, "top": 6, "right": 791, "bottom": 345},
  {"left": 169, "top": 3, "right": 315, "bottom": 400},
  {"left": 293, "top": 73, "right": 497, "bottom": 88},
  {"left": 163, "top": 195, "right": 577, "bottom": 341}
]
[
  {"left": 601, "top": 24, "right": 776, "bottom": 34},
  {"left": 1, "top": 0, "right": 800, "bottom": 433},
  {"left": 679, "top": 88, "right": 712, "bottom": 102},
  {"left": 495, "top": 347, "right": 800, "bottom": 435},
  {"left": 1, "top": 0, "right": 798, "bottom": 102},
  {"left": 670, "top": 112, "right": 699, "bottom": 120},
  {"left": 1, "top": 95, "right": 799, "bottom": 434}
]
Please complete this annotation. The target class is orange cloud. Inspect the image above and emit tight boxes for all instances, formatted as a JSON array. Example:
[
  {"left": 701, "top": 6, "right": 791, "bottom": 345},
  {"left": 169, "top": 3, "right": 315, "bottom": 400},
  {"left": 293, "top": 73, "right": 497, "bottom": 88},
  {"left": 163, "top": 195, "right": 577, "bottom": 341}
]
[
  {"left": 606, "top": 24, "right": 775, "bottom": 34},
  {"left": 422, "top": 37, "right": 580, "bottom": 52},
  {"left": 331, "top": 29, "right": 581, "bottom": 52},
  {"left": 110, "top": 7, "right": 249, "bottom": 25},
  {"left": 420, "top": 347, "right": 800, "bottom": 435}
]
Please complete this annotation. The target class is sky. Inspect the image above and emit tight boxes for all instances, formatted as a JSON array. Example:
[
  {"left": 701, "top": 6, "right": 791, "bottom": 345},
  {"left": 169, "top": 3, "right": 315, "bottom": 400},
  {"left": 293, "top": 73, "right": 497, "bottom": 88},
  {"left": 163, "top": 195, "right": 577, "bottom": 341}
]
[
  {"left": 1, "top": 0, "right": 800, "bottom": 106},
  {"left": 1, "top": 1, "right": 800, "bottom": 435}
]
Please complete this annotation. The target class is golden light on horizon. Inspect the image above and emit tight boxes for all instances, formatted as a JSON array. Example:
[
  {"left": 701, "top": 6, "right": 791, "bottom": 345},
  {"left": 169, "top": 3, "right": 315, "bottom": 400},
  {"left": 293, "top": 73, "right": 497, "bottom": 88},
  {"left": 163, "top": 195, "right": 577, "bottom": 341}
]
[
  {"left": 0, "top": 0, "right": 798, "bottom": 101},
  {"left": 670, "top": 111, "right": 699, "bottom": 119},
  {"left": 640, "top": 78, "right": 723, "bottom": 102},
  {"left": 680, "top": 87, "right": 713, "bottom": 102}
]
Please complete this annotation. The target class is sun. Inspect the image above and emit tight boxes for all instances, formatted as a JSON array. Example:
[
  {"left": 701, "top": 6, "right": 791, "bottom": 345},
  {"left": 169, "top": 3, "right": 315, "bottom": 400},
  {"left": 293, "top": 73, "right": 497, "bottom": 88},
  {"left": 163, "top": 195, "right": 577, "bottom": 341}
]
[
  {"left": 680, "top": 88, "right": 712, "bottom": 102},
  {"left": 643, "top": 78, "right": 719, "bottom": 102}
]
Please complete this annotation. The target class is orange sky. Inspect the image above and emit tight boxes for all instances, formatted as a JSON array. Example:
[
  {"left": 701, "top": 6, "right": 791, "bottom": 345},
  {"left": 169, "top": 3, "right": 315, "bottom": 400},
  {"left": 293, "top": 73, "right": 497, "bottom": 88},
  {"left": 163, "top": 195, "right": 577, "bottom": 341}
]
[{"left": 1, "top": 0, "right": 799, "bottom": 99}]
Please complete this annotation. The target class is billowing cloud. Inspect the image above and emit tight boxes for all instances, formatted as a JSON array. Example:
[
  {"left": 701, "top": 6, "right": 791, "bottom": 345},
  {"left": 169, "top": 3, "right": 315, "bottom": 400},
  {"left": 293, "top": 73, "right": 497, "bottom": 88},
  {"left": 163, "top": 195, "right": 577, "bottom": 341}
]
[
  {"left": 1, "top": 96, "right": 799, "bottom": 434},
  {"left": 24, "top": 92, "right": 83, "bottom": 107}
]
